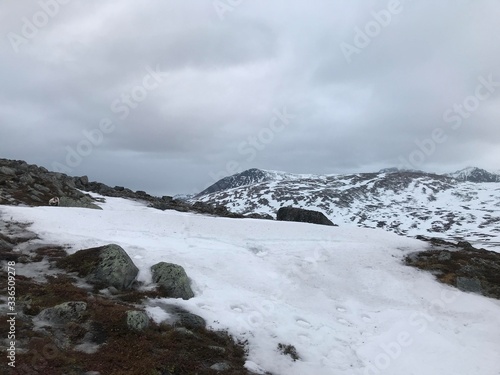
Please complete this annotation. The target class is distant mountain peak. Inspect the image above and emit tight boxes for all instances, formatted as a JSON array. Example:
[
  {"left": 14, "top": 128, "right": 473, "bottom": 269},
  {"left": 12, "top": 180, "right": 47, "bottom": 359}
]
[
  {"left": 195, "top": 168, "right": 272, "bottom": 197},
  {"left": 196, "top": 168, "right": 323, "bottom": 197},
  {"left": 448, "top": 167, "right": 500, "bottom": 182}
]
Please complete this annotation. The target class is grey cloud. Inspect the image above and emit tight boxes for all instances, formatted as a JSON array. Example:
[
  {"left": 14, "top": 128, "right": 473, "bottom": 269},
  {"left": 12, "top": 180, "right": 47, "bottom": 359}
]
[{"left": 1, "top": 0, "right": 499, "bottom": 195}]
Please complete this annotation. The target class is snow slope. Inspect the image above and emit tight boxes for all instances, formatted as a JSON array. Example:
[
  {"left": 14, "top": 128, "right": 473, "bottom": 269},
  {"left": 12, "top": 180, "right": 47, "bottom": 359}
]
[{"left": 2, "top": 196, "right": 500, "bottom": 375}]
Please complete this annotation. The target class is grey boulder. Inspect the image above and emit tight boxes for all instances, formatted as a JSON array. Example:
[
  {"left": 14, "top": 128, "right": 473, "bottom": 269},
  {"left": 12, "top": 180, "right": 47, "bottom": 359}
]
[
  {"left": 58, "top": 244, "right": 139, "bottom": 290},
  {"left": 151, "top": 262, "right": 195, "bottom": 300}
]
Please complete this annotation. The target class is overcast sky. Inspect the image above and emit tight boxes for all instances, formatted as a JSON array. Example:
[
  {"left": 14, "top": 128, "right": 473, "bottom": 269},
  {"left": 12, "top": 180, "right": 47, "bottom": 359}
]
[{"left": 1, "top": 1, "right": 500, "bottom": 196}]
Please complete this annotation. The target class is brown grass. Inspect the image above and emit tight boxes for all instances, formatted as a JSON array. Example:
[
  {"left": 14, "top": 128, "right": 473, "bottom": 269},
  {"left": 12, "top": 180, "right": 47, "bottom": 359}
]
[{"left": 0, "top": 272, "right": 252, "bottom": 375}]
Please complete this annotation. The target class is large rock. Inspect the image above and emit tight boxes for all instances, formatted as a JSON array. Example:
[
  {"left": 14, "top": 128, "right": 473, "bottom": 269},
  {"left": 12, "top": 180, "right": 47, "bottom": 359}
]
[
  {"left": 151, "top": 262, "right": 195, "bottom": 300},
  {"left": 276, "top": 206, "right": 335, "bottom": 226},
  {"left": 57, "top": 244, "right": 139, "bottom": 290},
  {"left": 0, "top": 166, "right": 16, "bottom": 176}
]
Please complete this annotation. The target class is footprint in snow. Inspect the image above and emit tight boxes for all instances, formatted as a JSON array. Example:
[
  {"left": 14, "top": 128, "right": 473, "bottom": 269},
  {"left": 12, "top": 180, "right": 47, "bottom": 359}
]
[
  {"left": 361, "top": 314, "right": 372, "bottom": 323},
  {"left": 337, "top": 318, "right": 352, "bottom": 326},
  {"left": 298, "top": 333, "right": 311, "bottom": 344},
  {"left": 296, "top": 318, "right": 312, "bottom": 328},
  {"left": 230, "top": 305, "right": 245, "bottom": 313},
  {"left": 335, "top": 306, "right": 373, "bottom": 327},
  {"left": 196, "top": 303, "right": 213, "bottom": 311}
]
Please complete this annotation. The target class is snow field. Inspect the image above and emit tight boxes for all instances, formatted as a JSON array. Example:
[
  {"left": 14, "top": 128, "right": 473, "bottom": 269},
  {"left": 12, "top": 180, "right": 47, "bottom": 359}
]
[{"left": 2, "top": 195, "right": 500, "bottom": 375}]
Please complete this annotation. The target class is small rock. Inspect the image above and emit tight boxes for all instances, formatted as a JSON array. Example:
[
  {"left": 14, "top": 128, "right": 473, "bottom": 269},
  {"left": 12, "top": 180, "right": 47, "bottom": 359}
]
[
  {"left": 126, "top": 310, "right": 150, "bottom": 331},
  {"left": 210, "top": 362, "right": 230, "bottom": 372},
  {"left": 174, "top": 327, "right": 196, "bottom": 336},
  {"left": 178, "top": 312, "right": 206, "bottom": 329},
  {"left": 36, "top": 301, "right": 87, "bottom": 325},
  {"left": 79, "top": 176, "right": 89, "bottom": 186},
  {"left": 456, "top": 277, "right": 482, "bottom": 294},
  {"left": 208, "top": 346, "right": 226, "bottom": 354},
  {"left": 437, "top": 252, "right": 452, "bottom": 261}
]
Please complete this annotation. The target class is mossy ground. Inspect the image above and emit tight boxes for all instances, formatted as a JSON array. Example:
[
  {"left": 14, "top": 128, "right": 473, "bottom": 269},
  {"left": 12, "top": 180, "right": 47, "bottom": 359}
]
[
  {"left": 0, "top": 223, "right": 253, "bottom": 375},
  {"left": 0, "top": 270, "right": 252, "bottom": 375},
  {"left": 405, "top": 245, "right": 500, "bottom": 299}
]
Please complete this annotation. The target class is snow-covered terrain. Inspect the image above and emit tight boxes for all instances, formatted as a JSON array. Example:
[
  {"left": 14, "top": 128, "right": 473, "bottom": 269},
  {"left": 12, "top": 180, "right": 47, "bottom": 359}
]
[
  {"left": 448, "top": 167, "right": 500, "bottom": 182},
  {"left": 193, "top": 169, "right": 500, "bottom": 250},
  {"left": 2, "top": 196, "right": 500, "bottom": 375}
]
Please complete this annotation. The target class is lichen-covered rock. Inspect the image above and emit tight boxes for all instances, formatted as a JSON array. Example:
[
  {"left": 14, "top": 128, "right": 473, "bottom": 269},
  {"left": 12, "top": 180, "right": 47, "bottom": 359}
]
[
  {"left": 57, "top": 244, "right": 139, "bottom": 290},
  {"left": 126, "top": 310, "right": 150, "bottom": 331},
  {"left": 59, "top": 196, "right": 101, "bottom": 210},
  {"left": 177, "top": 311, "right": 206, "bottom": 329},
  {"left": 456, "top": 277, "right": 482, "bottom": 294},
  {"left": 36, "top": 301, "right": 87, "bottom": 325},
  {"left": 151, "top": 262, "right": 194, "bottom": 300}
]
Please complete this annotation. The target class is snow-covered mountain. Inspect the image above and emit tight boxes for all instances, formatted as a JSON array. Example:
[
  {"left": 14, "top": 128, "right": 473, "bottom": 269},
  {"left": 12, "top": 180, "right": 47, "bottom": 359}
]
[
  {"left": 447, "top": 166, "right": 500, "bottom": 182},
  {"left": 195, "top": 168, "right": 304, "bottom": 197},
  {"left": 192, "top": 168, "right": 500, "bottom": 249}
]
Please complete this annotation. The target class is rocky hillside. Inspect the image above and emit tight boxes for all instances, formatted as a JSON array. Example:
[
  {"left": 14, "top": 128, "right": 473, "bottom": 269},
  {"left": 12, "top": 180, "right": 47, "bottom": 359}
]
[
  {"left": 192, "top": 168, "right": 500, "bottom": 248},
  {"left": 0, "top": 158, "right": 250, "bottom": 219}
]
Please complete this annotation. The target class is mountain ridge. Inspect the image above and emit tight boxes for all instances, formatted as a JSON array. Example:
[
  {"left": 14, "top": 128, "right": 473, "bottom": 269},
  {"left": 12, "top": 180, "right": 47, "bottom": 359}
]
[
  {"left": 192, "top": 167, "right": 500, "bottom": 249},
  {"left": 196, "top": 166, "right": 500, "bottom": 197}
]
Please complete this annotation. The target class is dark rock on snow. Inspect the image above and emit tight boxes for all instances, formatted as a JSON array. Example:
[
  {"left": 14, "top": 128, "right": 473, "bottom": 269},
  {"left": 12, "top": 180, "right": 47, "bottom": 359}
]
[{"left": 276, "top": 206, "right": 336, "bottom": 226}]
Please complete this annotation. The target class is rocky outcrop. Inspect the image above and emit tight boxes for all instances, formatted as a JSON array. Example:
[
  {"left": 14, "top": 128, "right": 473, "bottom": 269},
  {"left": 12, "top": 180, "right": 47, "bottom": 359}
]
[
  {"left": 276, "top": 206, "right": 336, "bottom": 226},
  {"left": 0, "top": 158, "right": 252, "bottom": 219},
  {"left": 151, "top": 262, "right": 195, "bottom": 300},
  {"left": 57, "top": 244, "right": 139, "bottom": 290},
  {"left": 406, "top": 238, "right": 500, "bottom": 299},
  {"left": 0, "top": 158, "right": 101, "bottom": 209}
]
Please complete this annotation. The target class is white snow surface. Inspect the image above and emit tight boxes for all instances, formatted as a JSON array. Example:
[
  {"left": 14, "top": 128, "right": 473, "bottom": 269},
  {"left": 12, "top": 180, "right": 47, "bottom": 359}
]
[{"left": 2, "top": 196, "right": 500, "bottom": 375}]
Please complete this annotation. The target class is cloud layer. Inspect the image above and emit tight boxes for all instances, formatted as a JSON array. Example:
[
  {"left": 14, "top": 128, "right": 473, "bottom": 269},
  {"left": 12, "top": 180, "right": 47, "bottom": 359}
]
[{"left": 1, "top": 0, "right": 499, "bottom": 195}]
